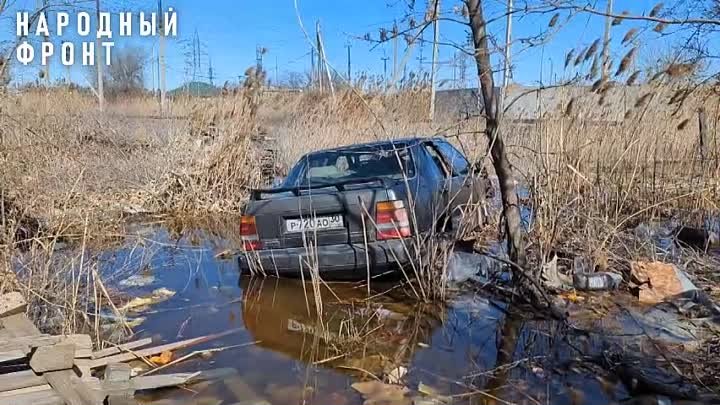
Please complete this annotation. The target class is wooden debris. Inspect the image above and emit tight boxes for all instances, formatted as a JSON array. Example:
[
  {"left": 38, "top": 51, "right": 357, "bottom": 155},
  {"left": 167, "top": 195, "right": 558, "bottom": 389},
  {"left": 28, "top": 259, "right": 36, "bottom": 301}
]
[
  {"left": 103, "top": 364, "right": 133, "bottom": 397},
  {"left": 91, "top": 338, "right": 153, "bottom": 360},
  {"left": 132, "top": 368, "right": 235, "bottom": 391},
  {"left": 105, "top": 364, "right": 132, "bottom": 383},
  {"left": 0, "top": 384, "right": 63, "bottom": 405},
  {"left": 0, "top": 336, "right": 61, "bottom": 354},
  {"left": 0, "top": 312, "right": 238, "bottom": 405},
  {"left": 76, "top": 329, "right": 241, "bottom": 371},
  {"left": 0, "top": 313, "right": 41, "bottom": 365},
  {"left": 131, "top": 373, "right": 199, "bottom": 391},
  {"left": 0, "top": 293, "right": 26, "bottom": 318},
  {"left": 45, "top": 370, "right": 101, "bottom": 405},
  {"left": 0, "top": 349, "right": 26, "bottom": 364},
  {"left": 0, "top": 370, "right": 45, "bottom": 392},
  {"left": 0, "top": 384, "right": 53, "bottom": 398},
  {"left": 30, "top": 343, "right": 76, "bottom": 373},
  {"left": 72, "top": 377, "right": 105, "bottom": 405},
  {"left": 0, "top": 314, "right": 41, "bottom": 338},
  {"left": 61, "top": 335, "right": 93, "bottom": 359}
]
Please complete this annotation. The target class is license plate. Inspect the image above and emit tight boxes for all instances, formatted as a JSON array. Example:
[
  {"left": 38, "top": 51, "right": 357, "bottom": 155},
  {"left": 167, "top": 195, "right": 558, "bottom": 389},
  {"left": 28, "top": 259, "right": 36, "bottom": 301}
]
[{"left": 285, "top": 215, "right": 344, "bottom": 233}]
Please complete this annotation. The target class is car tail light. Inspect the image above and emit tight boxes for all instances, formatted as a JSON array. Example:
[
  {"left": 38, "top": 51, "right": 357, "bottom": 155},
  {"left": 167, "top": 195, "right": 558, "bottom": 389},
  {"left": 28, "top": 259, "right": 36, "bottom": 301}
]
[
  {"left": 375, "top": 200, "right": 412, "bottom": 240},
  {"left": 240, "top": 216, "right": 262, "bottom": 251}
]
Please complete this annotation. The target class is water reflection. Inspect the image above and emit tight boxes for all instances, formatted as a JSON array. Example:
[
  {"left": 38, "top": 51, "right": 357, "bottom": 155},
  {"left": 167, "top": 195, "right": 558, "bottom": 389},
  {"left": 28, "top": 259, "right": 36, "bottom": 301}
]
[
  {"left": 241, "top": 276, "right": 442, "bottom": 379},
  {"left": 93, "top": 219, "right": 683, "bottom": 405}
]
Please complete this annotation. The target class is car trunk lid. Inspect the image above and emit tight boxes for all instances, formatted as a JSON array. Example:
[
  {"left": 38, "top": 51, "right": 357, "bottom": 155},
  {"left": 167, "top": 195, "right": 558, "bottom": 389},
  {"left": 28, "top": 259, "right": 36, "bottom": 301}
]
[{"left": 247, "top": 182, "right": 391, "bottom": 249}]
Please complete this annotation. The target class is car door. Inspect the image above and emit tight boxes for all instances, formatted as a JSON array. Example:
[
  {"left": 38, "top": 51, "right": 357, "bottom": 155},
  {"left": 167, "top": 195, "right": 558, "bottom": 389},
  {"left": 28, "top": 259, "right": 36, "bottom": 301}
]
[
  {"left": 419, "top": 141, "right": 453, "bottom": 231},
  {"left": 430, "top": 140, "right": 480, "bottom": 228}
]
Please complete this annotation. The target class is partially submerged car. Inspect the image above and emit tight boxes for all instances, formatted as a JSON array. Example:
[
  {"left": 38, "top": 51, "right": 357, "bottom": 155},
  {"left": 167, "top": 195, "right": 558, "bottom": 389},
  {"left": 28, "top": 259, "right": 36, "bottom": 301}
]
[{"left": 238, "top": 137, "right": 489, "bottom": 278}]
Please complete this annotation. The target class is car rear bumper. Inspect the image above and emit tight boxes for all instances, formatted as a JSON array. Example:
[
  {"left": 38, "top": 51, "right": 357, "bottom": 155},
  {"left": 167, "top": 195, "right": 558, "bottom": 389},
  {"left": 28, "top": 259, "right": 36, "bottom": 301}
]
[{"left": 237, "top": 240, "right": 412, "bottom": 279}]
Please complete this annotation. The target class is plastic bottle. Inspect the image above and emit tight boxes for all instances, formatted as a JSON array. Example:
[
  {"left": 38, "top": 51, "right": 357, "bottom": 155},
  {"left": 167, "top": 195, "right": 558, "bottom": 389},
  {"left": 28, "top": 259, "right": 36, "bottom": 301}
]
[{"left": 573, "top": 272, "right": 623, "bottom": 291}]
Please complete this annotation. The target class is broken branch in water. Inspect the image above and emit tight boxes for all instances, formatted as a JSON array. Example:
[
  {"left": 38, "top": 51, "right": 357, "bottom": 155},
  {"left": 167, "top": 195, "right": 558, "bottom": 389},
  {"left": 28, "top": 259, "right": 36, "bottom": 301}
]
[
  {"left": 75, "top": 328, "right": 244, "bottom": 371},
  {"left": 141, "top": 340, "right": 260, "bottom": 376}
]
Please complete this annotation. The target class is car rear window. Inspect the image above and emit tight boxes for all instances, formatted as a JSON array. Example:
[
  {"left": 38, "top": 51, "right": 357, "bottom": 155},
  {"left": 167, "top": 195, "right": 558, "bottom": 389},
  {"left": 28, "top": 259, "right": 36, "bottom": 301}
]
[{"left": 298, "top": 145, "right": 415, "bottom": 185}]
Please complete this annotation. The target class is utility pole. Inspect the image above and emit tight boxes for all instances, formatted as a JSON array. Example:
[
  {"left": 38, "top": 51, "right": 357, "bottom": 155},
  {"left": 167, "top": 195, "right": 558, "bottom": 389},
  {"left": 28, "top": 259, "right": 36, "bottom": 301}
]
[
  {"left": 63, "top": 42, "right": 71, "bottom": 86},
  {"left": 255, "top": 45, "right": 264, "bottom": 73},
  {"left": 158, "top": 0, "right": 166, "bottom": 113},
  {"left": 601, "top": 0, "right": 613, "bottom": 81},
  {"left": 429, "top": 0, "right": 440, "bottom": 121},
  {"left": 95, "top": 0, "right": 104, "bottom": 110},
  {"left": 208, "top": 57, "right": 215, "bottom": 86},
  {"left": 192, "top": 29, "right": 200, "bottom": 83},
  {"left": 499, "top": 0, "right": 513, "bottom": 114},
  {"left": 316, "top": 21, "right": 334, "bottom": 97},
  {"left": 452, "top": 53, "right": 457, "bottom": 89},
  {"left": 275, "top": 56, "right": 279, "bottom": 87},
  {"left": 381, "top": 56, "right": 390, "bottom": 85},
  {"left": 346, "top": 43, "right": 352, "bottom": 81},
  {"left": 310, "top": 48, "right": 316, "bottom": 88},
  {"left": 417, "top": 35, "right": 426, "bottom": 76},
  {"left": 392, "top": 20, "right": 398, "bottom": 89},
  {"left": 315, "top": 21, "right": 324, "bottom": 91}
]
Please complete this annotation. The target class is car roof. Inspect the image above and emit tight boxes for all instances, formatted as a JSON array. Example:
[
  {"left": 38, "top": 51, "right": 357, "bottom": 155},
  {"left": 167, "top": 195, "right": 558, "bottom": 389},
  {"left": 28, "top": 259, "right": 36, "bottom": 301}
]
[{"left": 304, "top": 136, "right": 439, "bottom": 157}]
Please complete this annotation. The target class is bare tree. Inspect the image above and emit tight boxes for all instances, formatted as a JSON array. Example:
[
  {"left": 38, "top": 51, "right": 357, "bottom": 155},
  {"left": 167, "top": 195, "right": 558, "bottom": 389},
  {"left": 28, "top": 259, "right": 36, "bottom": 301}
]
[
  {"left": 106, "top": 46, "right": 147, "bottom": 94},
  {"left": 465, "top": 0, "right": 527, "bottom": 270},
  {"left": 279, "top": 71, "right": 311, "bottom": 89}
]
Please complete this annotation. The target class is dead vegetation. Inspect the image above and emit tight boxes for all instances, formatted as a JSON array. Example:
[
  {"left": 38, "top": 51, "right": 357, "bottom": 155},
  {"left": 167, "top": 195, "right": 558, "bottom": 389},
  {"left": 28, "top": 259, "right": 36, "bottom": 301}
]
[{"left": 0, "top": 76, "right": 718, "bottom": 330}]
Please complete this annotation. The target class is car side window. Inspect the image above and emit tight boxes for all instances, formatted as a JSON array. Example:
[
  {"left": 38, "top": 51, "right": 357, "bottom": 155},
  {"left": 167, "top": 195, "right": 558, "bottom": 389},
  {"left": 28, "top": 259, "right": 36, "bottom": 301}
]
[
  {"left": 433, "top": 141, "right": 470, "bottom": 176},
  {"left": 423, "top": 143, "right": 451, "bottom": 178}
]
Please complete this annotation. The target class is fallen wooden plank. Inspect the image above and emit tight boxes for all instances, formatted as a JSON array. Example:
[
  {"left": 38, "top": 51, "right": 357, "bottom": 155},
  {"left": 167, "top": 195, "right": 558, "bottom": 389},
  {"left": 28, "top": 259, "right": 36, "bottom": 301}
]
[
  {"left": 91, "top": 338, "right": 153, "bottom": 360},
  {"left": 0, "top": 335, "right": 88, "bottom": 356},
  {"left": 0, "top": 370, "right": 46, "bottom": 392},
  {"left": 0, "top": 384, "right": 63, "bottom": 405},
  {"left": 102, "top": 363, "right": 133, "bottom": 397},
  {"left": 62, "top": 335, "right": 92, "bottom": 359},
  {"left": 131, "top": 373, "right": 197, "bottom": 390},
  {"left": 105, "top": 363, "right": 132, "bottom": 382},
  {"left": 30, "top": 343, "right": 76, "bottom": 373},
  {"left": 0, "top": 383, "right": 52, "bottom": 397},
  {"left": 0, "top": 293, "right": 26, "bottom": 318},
  {"left": 73, "top": 377, "right": 105, "bottom": 405},
  {"left": 0, "top": 349, "right": 26, "bottom": 364},
  {"left": 0, "top": 336, "right": 65, "bottom": 358},
  {"left": 0, "top": 314, "right": 41, "bottom": 338},
  {"left": 131, "top": 368, "right": 236, "bottom": 391},
  {"left": 45, "top": 370, "right": 94, "bottom": 405},
  {"left": 0, "top": 342, "right": 30, "bottom": 356},
  {"left": 76, "top": 329, "right": 241, "bottom": 370}
]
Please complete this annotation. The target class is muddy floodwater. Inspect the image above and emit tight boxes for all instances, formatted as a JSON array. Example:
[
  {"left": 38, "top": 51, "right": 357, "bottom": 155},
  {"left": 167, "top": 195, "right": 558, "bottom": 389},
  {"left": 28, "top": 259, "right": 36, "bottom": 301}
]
[{"left": 88, "top": 217, "right": 698, "bottom": 405}]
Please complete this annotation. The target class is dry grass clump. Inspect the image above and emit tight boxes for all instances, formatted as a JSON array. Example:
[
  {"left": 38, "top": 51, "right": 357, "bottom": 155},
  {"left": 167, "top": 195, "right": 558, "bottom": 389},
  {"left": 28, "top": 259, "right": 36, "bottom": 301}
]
[
  {"left": 0, "top": 90, "right": 190, "bottom": 227},
  {"left": 510, "top": 84, "right": 720, "bottom": 266},
  {"left": 264, "top": 89, "right": 442, "bottom": 167},
  {"left": 156, "top": 83, "right": 270, "bottom": 212}
]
